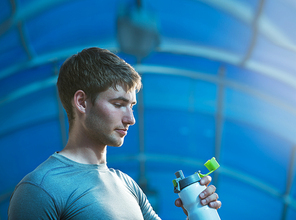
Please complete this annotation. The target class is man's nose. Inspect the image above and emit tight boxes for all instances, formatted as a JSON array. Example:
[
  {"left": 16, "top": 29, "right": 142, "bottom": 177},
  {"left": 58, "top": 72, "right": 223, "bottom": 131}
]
[{"left": 123, "top": 108, "right": 136, "bottom": 125}]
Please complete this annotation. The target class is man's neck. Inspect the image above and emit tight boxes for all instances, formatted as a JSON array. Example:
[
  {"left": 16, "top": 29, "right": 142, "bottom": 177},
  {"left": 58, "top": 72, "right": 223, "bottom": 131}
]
[{"left": 59, "top": 132, "right": 107, "bottom": 165}]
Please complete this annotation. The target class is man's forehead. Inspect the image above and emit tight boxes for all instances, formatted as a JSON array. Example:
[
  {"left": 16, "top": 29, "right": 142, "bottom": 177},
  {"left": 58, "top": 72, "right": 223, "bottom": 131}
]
[{"left": 99, "top": 85, "right": 137, "bottom": 102}]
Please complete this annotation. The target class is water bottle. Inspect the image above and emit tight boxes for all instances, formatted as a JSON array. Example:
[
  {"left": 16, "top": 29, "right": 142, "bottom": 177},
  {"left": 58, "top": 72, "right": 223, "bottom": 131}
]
[{"left": 173, "top": 157, "right": 221, "bottom": 220}]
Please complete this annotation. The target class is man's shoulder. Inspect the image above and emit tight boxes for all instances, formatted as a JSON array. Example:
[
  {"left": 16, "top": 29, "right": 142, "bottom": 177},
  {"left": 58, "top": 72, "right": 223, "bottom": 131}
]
[
  {"left": 109, "top": 167, "right": 133, "bottom": 181},
  {"left": 108, "top": 168, "right": 141, "bottom": 191},
  {"left": 20, "top": 153, "right": 69, "bottom": 186},
  {"left": 9, "top": 154, "right": 76, "bottom": 218}
]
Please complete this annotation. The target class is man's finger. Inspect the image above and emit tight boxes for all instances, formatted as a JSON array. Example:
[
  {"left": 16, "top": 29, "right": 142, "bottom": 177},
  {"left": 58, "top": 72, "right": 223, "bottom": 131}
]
[
  {"left": 175, "top": 198, "right": 188, "bottom": 216},
  {"left": 199, "top": 185, "right": 216, "bottom": 199},
  {"left": 200, "top": 192, "right": 219, "bottom": 206},
  {"left": 199, "top": 176, "right": 212, "bottom": 186},
  {"left": 175, "top": 198, "right": 182, "bottom": 207},
  {"left": 209, "top": 200, "right": 222, "bottom": 210}
]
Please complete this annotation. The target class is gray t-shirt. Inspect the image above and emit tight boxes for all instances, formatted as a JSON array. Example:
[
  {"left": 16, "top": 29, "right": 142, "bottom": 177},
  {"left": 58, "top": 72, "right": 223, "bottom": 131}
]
[{"left": 8, "top": 152, "right": 161, "bottom": 220}]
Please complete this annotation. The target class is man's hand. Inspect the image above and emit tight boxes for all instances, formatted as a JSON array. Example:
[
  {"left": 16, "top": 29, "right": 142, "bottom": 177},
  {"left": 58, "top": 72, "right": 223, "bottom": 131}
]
[
  {"left": 198, "top": 176, "right": 221, "bottom": 209},
  {"left": 175, "top": 175, "right": 221, "bottom": 216}
]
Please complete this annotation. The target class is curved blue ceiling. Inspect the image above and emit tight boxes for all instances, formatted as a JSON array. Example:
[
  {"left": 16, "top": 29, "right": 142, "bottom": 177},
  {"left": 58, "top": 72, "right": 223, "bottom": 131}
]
[{"left": 1, "top": 0, "right": 296, "bottom": 219}]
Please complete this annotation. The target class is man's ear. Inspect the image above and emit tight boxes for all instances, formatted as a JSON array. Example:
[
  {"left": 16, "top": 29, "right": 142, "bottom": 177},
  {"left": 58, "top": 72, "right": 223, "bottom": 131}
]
[{"left": 73, "top": 90, "right": 88, "bottom": 114}]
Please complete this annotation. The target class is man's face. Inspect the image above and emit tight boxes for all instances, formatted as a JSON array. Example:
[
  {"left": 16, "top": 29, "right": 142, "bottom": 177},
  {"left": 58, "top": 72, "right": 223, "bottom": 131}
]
[{"left": 84, "top": 85, "right": 137, "bottom": 147}]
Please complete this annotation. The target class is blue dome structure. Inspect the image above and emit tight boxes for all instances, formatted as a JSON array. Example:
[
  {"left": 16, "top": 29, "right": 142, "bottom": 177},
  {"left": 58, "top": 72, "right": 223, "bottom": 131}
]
[{"left": 1, "top": 0, "right": 296, "bottom": 219}]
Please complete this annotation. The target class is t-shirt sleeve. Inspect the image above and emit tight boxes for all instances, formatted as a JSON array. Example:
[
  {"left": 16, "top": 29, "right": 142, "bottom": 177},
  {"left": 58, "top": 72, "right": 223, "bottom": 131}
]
[
  {"left": 136, "top": 186, "right": 161, "bottom": 220},
  {"left": 8, "top": 182, "right": 59, "bottom": 220},
  {"left": 120, "top": 173, "right": 161, "bottom": 220}
]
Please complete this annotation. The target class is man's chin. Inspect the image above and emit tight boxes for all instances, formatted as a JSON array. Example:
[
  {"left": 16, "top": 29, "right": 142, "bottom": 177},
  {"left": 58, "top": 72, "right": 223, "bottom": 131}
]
[
  {"left": 108, "top": 140, "right": 124, "bottom": 147},
  {"left": 108, "top": 145, "right": 122, "bottom": 148}
]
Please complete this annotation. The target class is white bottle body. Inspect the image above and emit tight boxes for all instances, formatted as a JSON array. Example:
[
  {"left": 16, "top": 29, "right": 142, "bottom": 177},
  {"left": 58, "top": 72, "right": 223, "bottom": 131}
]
[{"left": 178, "top": 182, "right": 220, "bottom": 220}]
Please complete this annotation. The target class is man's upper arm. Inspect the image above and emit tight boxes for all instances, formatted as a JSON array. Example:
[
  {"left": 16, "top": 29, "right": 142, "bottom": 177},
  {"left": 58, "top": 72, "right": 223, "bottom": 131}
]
[
  {"left": 8, "top": 182, "right": 59, "bottom": 220},
  {"left": 125, "top": 176, "right": 161, "bottom": 220}
]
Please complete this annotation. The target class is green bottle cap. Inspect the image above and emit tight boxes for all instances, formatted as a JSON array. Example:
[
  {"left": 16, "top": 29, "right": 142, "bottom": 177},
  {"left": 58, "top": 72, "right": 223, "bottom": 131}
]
[
  {"left": 198, "top": 157, "right": 220, "bottom": 178},
  {"left": 172, "top": 179, "right": 178, "bottom": 187}
]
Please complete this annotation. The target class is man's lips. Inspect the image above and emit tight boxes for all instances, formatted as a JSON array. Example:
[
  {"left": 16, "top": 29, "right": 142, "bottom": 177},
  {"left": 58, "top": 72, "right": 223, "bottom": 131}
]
[{"left": 115, "top": 129, "right": 128, "bottom": 136}]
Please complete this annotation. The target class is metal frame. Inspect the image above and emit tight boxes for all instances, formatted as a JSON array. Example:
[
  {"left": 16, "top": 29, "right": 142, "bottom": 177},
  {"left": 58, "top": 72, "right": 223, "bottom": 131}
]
[{"left": 198, "top": 0, "right": 296, "bottom": 53}]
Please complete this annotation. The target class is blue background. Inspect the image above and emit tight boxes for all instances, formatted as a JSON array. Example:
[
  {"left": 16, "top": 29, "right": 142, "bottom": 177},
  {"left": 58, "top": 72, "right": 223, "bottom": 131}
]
[{"left": 1, "top": 0, "right": 296, "bottom": 219}]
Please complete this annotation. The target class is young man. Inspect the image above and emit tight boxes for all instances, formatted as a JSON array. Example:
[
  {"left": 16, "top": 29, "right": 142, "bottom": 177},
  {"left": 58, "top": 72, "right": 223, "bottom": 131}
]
[{"left": 8, "top": 47, "right": 221, "bottom": 219}]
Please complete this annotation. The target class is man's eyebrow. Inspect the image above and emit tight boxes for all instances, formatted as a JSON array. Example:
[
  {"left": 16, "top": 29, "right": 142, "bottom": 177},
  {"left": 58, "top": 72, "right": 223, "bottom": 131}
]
[{"left": 110, "top": 96, "right": 137, "bottom": 104}]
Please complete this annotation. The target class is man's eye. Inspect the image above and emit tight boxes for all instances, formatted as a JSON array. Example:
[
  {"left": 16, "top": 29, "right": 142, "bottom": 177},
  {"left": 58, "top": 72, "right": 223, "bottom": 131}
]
[{"left": 114, "top": 103, "right": 123, "bottom": 108}]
